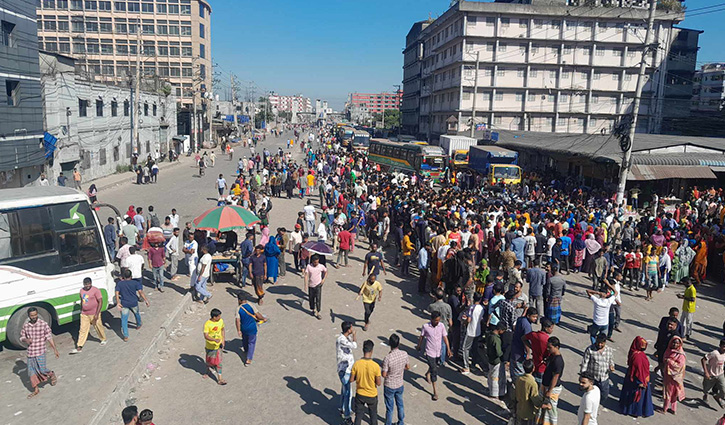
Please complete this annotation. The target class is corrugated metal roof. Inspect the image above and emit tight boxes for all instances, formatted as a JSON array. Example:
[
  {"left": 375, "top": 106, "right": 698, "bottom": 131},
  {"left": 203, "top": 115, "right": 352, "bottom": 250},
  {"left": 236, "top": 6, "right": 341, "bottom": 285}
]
[
  {"left": 631, "top": 153, "right": 725, "bottom": 166},
  {"left": 627, "top": 165, "right": 717, "bottom": 181}
]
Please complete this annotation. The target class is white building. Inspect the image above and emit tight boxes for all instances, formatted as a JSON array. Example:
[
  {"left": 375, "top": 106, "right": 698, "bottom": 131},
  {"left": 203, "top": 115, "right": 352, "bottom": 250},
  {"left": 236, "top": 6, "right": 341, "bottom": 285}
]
[
  {"left": 41, "top": 52, "right": 177, "bottom": 182},
  {"left": 691, "top": 63, "right": 725, "bottom": 113},
  {"left": 269, "top": 93, "right": 312, "bottom": 113},
  {"left": 404, "top": 0, "right": 686, "bottom": 138}
]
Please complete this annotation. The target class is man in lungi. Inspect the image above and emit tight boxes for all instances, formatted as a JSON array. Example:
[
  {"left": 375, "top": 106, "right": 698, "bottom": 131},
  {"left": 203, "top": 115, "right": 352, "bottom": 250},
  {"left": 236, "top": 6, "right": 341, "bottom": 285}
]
[{"left": 20, "top": 307, "right": 60, "bottom": 398}]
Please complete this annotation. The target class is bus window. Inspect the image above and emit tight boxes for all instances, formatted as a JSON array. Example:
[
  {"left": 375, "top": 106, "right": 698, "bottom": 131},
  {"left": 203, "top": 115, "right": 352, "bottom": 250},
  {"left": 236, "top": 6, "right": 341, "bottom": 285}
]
[
  {"left": 0, "top": 213, "right": 11, "bottom": 259},
  {"left": 12, "top": 208, "right": 54, "bottom": 257},
  {"left": 58, "top": 229, "right": 103, "bottom": 270}
]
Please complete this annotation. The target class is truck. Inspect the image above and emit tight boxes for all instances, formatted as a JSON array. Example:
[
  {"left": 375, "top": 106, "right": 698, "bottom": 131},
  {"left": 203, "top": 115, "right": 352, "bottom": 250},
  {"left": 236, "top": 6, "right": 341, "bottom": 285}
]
[
  {"left": 468, "top": 145, "right": 522, "bottom": 185},
  {"left": 439, "top": 135, "right": 478, "bottom": 171}
]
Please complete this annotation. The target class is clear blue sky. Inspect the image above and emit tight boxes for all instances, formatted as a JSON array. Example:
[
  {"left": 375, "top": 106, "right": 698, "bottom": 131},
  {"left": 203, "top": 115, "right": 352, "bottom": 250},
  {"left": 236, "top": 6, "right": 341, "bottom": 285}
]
[{"left": 210, "top": 0, "right": 724, "bottom": 110}]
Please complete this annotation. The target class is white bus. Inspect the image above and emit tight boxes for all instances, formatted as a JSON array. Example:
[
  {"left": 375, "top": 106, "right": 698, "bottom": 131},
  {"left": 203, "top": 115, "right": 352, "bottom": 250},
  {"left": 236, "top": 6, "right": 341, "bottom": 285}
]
[{"left": 0, "top": 187, "right": 120, "bottom": 348}]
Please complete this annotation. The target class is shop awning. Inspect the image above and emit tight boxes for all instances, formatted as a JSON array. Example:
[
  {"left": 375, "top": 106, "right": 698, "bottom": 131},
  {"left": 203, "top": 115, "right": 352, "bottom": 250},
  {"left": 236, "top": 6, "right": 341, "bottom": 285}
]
[{"left": 627, "top": 165, "right": 717, "bottom": 181}]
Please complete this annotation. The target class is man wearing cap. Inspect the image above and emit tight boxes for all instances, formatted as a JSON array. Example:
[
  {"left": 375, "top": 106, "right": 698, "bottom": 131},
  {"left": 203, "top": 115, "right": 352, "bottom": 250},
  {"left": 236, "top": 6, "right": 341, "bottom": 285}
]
[
  {"left": 277, "top": 227, "right": 289, "bottom": 277},
  {"left": 289, "top": 224, "right": 304, "bottom": 271}
]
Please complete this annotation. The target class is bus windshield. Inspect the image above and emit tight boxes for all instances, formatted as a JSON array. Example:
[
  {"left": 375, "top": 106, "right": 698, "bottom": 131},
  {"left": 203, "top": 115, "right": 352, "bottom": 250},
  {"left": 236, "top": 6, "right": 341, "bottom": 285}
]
[
  {"left": 352, "top": 134, "right": 370, "bottom": 147},
  {"left": 421, "top": 156, "right": 444, "bottom": 169},
  {"left": 493, "top": 165, "right": 521, "bottom": 180}
]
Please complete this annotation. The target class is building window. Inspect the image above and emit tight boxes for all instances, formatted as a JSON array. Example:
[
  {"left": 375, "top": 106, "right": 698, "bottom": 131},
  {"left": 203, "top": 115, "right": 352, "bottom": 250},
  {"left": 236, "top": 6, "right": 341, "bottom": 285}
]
[
  {"left": 113, "top": 145, "right": 119, "bottom": 161},
  {"left": 501, "top": 18, "right": 510, "bottom": 28},
  {"left": 486, "top": 42, "right": 494, "bottom": 52},
  {"left": 562, "top": 70, "right": 570, "bottom": 79},
  {"left": 128, "top": 2, "right": 140, "bottom": 12},
  {"left": 43, "top": 0, "right": 55, "bottom": 7},
  {"left": 98, "top": 1, "right": 110, "bottom": 10},
  {"left": 593, "top": 72, "right": 601, "bottom": 80},
  {"left": 563, "top": 45, "right": 572, "bottom": 55},
  {"left": 495, "top": 93, "right": 503, "bottom": 101},
  {"left": 598, "top": 22, "right": 607, "bottom": 33},
  {"left": 141, "top": 2, "right": 153, "bottom": 13},
  {"left": 199, "top": 2, "right": 205, "bottom": 17},
  {"left": 560, "top": 93, "right": 569, "bottom": 102},
  {"left": 580, "top": 72, "right": 588, "bottom": 80},
  {"left": 58, "top": 0, "right": 68, "bottom": 7},
  {"left": 462, "top": 91, "right": 471, "bottom": 100},
  {"left": 181, "top": 25, "right": 191, "bottom": 36},
  {"left": 486, "top": 17, "right": 495, "bottom": 27},
  {"left": 58, "top": 20, "right": 69, "bottom": 32},
  {"left": 111, "top": 100, "right": 118, "bottom": 116},
  {"left": 123, "top": 100, "right": 129, "bottom": 116},
  {"left": 517, "top": 68, "right": 524, "bottom": 77},
  {"left": 497, "top": 69, "right": 505, "bottom": 77},
  {"left": 530, "top": 69, "right": 538, "bottom": 78},
  {"left": 552, "top": 20, "right": 561, "bottom": 29},
  {"left": 494, "top": 116, "right": 502, "bottom": 125},
  {"left": 79, "top": 98, "right": 88, "bottom": 117},
  {"left": 144, "top": 102, "right": 148, "bottom": 116},
  {"left": 143, "top": 24, "right": 154, "bottom": 34},
  {"left": 99, "top": 148, "right": 106, "bottom": 165},
  {"left": 71, "top": 0, "right": 83, "bottom": 10},
  {"left": 95, "top": 99, "right": 103, "bottom": 116},
  {"left": 519, "top": 20, "right": 528, "bottom": 29},
  {"left": 180, "top": 4, "right": 191, "bottom": 14},
  {"left": 613, "top": 74, "right": 620, "bottom": 81},
  {"left": 200, "top": 44, "right": 205, "bottom": 58},
  {"left": 468, "top": 16, "right": 476, "bottom": 26},
  {"left": 596, "top": 47, "right": 605, "bottom": 56},
  {"left": 114, "top": 1, "right": 125, "bottom": 11},
  {"left": 2, "top": 21, "right": 15, "bottom": 47},
  {"left": 582, "top": 47, "right": 590, "bottom": 56},
  {"left": 534, "top": 19, "right": 543, "bottom": 29},
  {"left": 592, "top": 96, "right": 599, "bottom": 103},
  {"left": 152, "top": 103, "right": 157, "bottom": 116},
  {"left": 5, "top": 80, "right": 19, "bottom": 106},
  {"left": 498, "top": 43, "right": 507, "bottom": 52},
  {"left": 613, "top": 49, "right": 623, "bottom": 57},
  {"left": 515, "top": 93, "right": 524, "bottom": 102},
  {"left": 85, "top": 1, "right": 97, "bottom": 10},
  {"left": 549, "top": 70, "right": 557, "bottom": 79},
  {"left": 624, "top": 73, "right": 632, "bottom": 81},
  {"left": 199, "top": 23, "right": 205, "bottom": 38}
]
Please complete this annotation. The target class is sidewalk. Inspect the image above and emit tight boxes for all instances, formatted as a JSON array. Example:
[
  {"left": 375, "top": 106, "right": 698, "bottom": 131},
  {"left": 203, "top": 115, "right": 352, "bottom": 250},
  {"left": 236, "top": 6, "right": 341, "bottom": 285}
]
[{"left": 90, "top": 155, "right": 190, "bottom": 192}]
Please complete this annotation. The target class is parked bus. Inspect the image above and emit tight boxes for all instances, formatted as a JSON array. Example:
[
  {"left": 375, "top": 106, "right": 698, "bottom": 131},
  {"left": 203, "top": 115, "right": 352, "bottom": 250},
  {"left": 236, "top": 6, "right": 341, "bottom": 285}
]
[
  {"left": 0, "top": 187, "right": 121, "bottom": 348},
  {"left": 368, "top": 139, "right": 446, "bottom": 182},
  {"left": 337, "top": 126, "right": 355, "bottom": 147},
  {"left": 350, "top": 129, "right": 371, "bottom": 152}
]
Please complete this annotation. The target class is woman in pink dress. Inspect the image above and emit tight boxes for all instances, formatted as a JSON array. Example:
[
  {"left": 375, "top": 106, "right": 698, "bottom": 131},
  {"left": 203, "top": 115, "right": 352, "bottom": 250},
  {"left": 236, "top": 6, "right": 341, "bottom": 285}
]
[{"left": 662, "top": 335, "right": 686, "bottom": 414}]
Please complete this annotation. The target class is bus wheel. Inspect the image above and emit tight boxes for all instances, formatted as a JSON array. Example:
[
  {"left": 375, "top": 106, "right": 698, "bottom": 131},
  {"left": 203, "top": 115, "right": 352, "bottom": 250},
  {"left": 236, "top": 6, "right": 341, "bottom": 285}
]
[{"left": 6, "top": 306, "right": 52, "bottom": 349}]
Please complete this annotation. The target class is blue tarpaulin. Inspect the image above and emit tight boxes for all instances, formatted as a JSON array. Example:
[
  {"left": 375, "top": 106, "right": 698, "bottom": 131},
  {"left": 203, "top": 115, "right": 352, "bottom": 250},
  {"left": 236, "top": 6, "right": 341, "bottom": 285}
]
[{"left": 43, "top": 132, "right": 57, "bottom": 159}]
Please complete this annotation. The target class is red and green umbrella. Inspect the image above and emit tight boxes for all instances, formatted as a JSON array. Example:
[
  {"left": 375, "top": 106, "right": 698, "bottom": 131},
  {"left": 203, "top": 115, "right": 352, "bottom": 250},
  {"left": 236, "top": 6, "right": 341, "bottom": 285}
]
[{"left": 193, "top": 205, "right": 260, "bottom": 232}]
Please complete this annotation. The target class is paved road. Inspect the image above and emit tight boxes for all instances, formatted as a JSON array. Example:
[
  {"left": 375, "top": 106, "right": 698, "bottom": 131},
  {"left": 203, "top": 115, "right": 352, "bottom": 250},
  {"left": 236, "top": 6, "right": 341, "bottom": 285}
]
[{"left": 2, "top": 132, "right": 724, "bottom": 425}]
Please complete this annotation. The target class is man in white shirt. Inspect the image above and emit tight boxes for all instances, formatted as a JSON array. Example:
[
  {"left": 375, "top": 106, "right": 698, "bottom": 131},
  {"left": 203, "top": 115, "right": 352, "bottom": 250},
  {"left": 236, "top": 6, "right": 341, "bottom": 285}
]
[
  {"left": 586, "top": 288, "right": 615, "bottom": 345},
  {"left": 336, "top": 321, "right": 358, "bottom": 422},
  {"left": 194, "top": 246, "right": 213, "bottom": 303},
  {"left": 216, "top": 174, "right": 227, "bottom": 196},
  {"left": 288, "top": 224, "right": 304, "bottom": 271},
  {"left": 577, "top": 372, "right": 601, "bottom": 425},
  {"left": 125, "top": 246, "right": 145, "bottom": 285},
  {"left": 183, "top": 233, "right": 199, "bottom": 296},
  {"left": 169, "top": 208, "right": 180, "bottom": 229},
  {"left": 524, "top": 228, "right": 537, "bottom": 269},
  {"left": 303, "top": 200, "right": 316, "bottom": 235},
  {"left": 460, "top": 293, "right": 484, "bottom": 374},
  {"left": 166, "top": 227, "right": 180, "bottom": 281}
]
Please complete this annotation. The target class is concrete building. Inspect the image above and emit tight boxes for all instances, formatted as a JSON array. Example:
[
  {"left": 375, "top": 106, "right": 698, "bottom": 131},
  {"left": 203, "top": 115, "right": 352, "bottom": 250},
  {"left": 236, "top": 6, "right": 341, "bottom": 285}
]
[
  {"left": 36, "top": 0, "right": 212, "bottom": 141},
  {"left": 403, "top": 0, "right": 687, "bottom": 140},
  {"left": 661, "top": 27, "right": 700, "bottom": 121},
  {"left": 348, "top": 92, "right": 403, "bottom": 115},
  {"left": 269, "top": 93, "right": 312, "bottom": 114},
  {"left": 691, "top": 63, "right": 725, "bottom": 113},
  {"left": 0, "top": 0, "right": 46, "bottom": 188},
  {"left": 402, "top": 20, "right": 432, "bottom": 136},
  {"left": 41, "top": 51, "right": 177, "bottom": 183}
]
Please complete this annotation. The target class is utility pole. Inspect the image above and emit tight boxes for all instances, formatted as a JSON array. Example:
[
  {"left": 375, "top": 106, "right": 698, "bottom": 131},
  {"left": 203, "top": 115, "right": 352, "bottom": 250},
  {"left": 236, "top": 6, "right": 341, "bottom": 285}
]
[
  {"left": 469, "top": 51, "right": 480, "bottom": 138},
  {"left": 133, "top": 27, "right": 142, "bottom": 153},
  {"left": 231, "top": 74, "right": 240, "bottom": 137},
  {"left": 615, "top": 0, "right": 657, "bottom": 205},
  {"left": 393, "top": 84, "right": 402, "bottom": 135}
]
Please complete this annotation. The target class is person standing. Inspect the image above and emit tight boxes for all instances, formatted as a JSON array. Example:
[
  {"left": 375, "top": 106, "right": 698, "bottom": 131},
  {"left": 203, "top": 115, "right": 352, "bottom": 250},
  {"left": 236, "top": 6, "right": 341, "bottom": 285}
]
[
  {"left": 585, "top": 288, "right": 615, "bottom": 345},
  {"left": 70, "top": 277, "right": 107, "bottom": 354},
  {"left": 240, "top": 232, "right": 255, "bottom": 286},
  {"left": 303, "top": 199, "right": 316, "bottom": 235},
  {"left": 336, "top": 321, "right": 358, "bottom": 424},
  {"left": 418, "top": 242, "right": 432, "bottom": 294},
  {"left": 21, "top": 307, "right": 60, "bottom": 398},
  {"left": 701, "top": 339, "right": 725, "bottom": 407},
  {"left": 545, "top": 265, "right": 566, "bottom": 324},
  {"left": 38, "top": 173, "right": 50, "bottom": 186},
  {"left": 235, "top": 293, "right": 265, "bottom": 365},
  {"left": 183, "top": 233, "right": 199, "bottom": 296},
  {"left": 577, "top": 372, "right": 601, "bottom": 425},
  {"left": 166, "top": 227, "right": 181, "bottom": 281},
  {"left": 580, "top": 333, "right": 615, "bottom": 401},
  {"left": 350, "top": 340, "right": 382, "bottom": 425},
  {"left": 619, "top": 336, "right": 654, "bottom": 418},
  {"left": 147, "top": 243, "right": 166, "bottom": 292},
  {"left": 362, "top": 244, "right": 386, "bottom": 279},
  {"left": 382, "top": 333, "right": 409, "bottom": 425},
  {"left": 288, "top": 224, "right": 303, "bottom": 271},
  {"left": 526, "top": 265, "right": 546, "bottom": 319},
  {"left": 104, "top": 217, "right": 117, "bottom": 260},
  {"left": 677, "top": 278, "right": 697, "bottom": 340},
  {"left": 126, "top": 246, "right": 145, "bottom": 286},
  {"left": 72, "top": 167, "right": 82, "bottom": 190},
  {"left": 56, "top": 171, "right": 67, "bottom": 186},
  {"left": 115, "top": 268, "right": 149, "bottom": 341},
  {"left": 216, "top": 173, "right": 227, "bottom": 196},
  {"left": 357, "top": 274, "right": 383, "bottom": 332},
  {"left": 538, "top": 337, "right": 564, "bottom": 425},
  {"left": 524, "top": 317, "right": 555, "bottom": 384},
  {"left": 511, "top": 308, "right": 539, "bottom": 380},
  {"left": 337, "top": 225, "right": 353, "bottom": 268},
  {"left": 249, "top": 244, "right": 267, "bottom": 304},
  {"left": 304, "top": 254, "right": 327, "bottom": 319},
  {"left": 276, "top": 227, "right": 289, "bottom": 277},
  {"left": 203, "top": 308, "right": 226, "bottom": 385},
  {"left": 400, "top": 229, "right": 415, "bottom": 276},
  {"left": 663, "top": 335, "right": 687, "bottom": 414},
  {"left": 194, "top": 246, "right": 213, "bottom": 303},
  {"left": 515, "top": 359, "right": 542, "bottom": 425},
  {"left": 417, "top": 311, "right": 450, "bottom": 401},
  {"left": 486, "top": 323, "right": 508, "bottom": 405},
  {"left": 460, "top": 293, "right": 484, "bottom": 375}
]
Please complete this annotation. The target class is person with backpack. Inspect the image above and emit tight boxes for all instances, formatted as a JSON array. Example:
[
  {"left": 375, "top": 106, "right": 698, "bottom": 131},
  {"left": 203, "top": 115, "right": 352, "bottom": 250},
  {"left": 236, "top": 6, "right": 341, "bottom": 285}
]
[{"left": 146, "top": 205, "right": 161, "bottom": 230}]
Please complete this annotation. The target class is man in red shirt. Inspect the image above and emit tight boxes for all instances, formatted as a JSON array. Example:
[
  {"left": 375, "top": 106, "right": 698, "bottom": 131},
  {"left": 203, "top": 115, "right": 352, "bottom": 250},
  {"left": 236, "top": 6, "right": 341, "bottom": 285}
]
[
  {"left": 147, "top": 244, "right": 166, "bottom": 292},
  {"left": 524, "top": 317, "right": 555, "bottom": 383},
  {"left": 336, "top": 225, "right": 352, "bottom": 268},
  {"left": 71, "top": 277, "right": 107, "bottom": 354}
]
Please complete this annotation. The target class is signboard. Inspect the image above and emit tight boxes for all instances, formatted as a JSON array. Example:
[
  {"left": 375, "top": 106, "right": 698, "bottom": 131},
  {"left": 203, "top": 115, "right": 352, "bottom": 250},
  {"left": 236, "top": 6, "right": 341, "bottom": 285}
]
[
  {"left": 475, "top": 123, "right": 487, "bottom": 131},
  {"left": 491, "top": 131, "right": 499, "bottom": 142}
]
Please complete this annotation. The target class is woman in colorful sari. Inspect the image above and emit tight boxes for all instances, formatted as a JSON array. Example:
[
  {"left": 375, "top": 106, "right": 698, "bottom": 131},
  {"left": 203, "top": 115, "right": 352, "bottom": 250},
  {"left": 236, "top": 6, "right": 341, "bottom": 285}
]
[
  {"left": 662, "top": 336, "right": 686, "bottom": 414},
  {"left": 692, "top": 238, "right": 708, "bottom": 284},
  {"left": 619, "top": 336, "right": 654, "bottom": 418},
  {"left": 572, "top": 234, "right": 586, "bottom": 273},
  {"left": 264, "top": 235, "right": 281, "bottom": 284}
]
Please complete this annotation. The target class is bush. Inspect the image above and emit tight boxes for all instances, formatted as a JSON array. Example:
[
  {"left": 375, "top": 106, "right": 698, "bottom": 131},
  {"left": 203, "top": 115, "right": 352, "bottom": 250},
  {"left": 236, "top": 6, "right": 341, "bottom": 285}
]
[{"left": 116, "top": 164, "right": 132, "bottom": 174}]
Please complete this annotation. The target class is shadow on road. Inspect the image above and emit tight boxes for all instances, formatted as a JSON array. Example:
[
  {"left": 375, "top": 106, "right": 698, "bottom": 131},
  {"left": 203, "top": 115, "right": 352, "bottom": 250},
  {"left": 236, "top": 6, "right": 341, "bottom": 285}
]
[{"left": 283, "top": 376, "right": 340, "bottom": 425}]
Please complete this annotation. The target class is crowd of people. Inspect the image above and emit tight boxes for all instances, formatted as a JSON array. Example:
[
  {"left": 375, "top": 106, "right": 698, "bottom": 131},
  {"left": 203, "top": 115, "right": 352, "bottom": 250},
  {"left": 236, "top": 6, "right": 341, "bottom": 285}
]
[{"left": 21, "top": 123, "right": 725, "bottom": 425}]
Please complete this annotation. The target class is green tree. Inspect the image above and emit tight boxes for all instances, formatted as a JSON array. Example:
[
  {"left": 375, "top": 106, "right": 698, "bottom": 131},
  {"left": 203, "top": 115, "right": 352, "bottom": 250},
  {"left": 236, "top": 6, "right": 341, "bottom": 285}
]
[{"left": 372, "top": 109, "right": 400, "bottom": 129}]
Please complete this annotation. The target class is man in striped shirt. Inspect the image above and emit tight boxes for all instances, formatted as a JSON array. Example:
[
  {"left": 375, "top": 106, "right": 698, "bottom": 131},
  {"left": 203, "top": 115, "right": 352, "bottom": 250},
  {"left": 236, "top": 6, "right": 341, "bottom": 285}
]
[{"left": 382, "top": 333, "right": 410, "bottom": 425}]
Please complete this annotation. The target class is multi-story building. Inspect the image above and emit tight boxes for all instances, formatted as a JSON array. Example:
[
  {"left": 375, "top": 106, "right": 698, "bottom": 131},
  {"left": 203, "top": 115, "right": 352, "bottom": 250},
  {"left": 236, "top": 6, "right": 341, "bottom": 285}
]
[
  {"left": 36, "top": 0, "right": 212, "bottom": 138},
  {"left": 403, "top": 0, "right": 687, "bottom": 139},
  {"left": 269, "top": 93, "right": 312, "bottom": 114},
  {"left": 661, "top": 27, "right": 700, "bottom": 121},
  {"left": 691, "top": 63, "right": 725, "bottom": 113},
  {"left": 41, "top": 51, "right": 177, "bottom": 182},
  {"left": 348, "top": 91, "right": 402, "bottom": 115},
  {"left": 402, "top": 20, "right": 431, "bottom": 136},
  {"left": 0, "top": 0, "right": 46, "bottom": 188}
]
